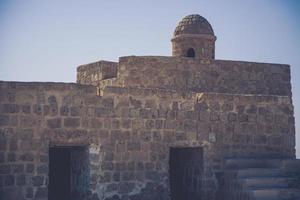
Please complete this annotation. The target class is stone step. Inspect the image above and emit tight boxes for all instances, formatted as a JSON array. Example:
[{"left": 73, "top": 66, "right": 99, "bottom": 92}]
[
  {"left": 242, "top": 177, "right": 295, "bottom": 189},
  {"left": 225, "top": 159, "right": 282, "bottom": 170},
  {"left": 237, "top": 168, "right": 287, "bottom": 178},
  {"left": 250, "top": 188, "right": 300, "bottom": 200},
  {"left": 281, "top": 159, "right": 300, "bottom": 173}
]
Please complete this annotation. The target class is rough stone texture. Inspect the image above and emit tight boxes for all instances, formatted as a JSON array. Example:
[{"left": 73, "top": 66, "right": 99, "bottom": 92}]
[
  {"left": 96, "top": 56, "right": 291, "bottom": 96},
  {"left": 174, "top": 14, "right": 214, "bottom": 36},
  {"left": 77, "top": 60, "right": 118, "bottom": 87},
  {"left": 0, "top": 14, "right": 296, "bottom": 200}
]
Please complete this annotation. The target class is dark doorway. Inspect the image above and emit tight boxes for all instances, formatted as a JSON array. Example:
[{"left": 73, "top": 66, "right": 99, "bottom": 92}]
[
  {"left": 186, "top": 48, "right": 195, "bottom": 58},
  {"left": 169, "top": 147, "right": 203, "bottom": 200},
  {"left": 49, "top": 146, "right": 89, "bottom": 200}
]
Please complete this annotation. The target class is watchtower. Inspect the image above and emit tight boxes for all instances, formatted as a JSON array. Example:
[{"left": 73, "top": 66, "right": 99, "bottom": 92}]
[{"left": 171, "top": 14, "right": 216, "bottom": 59}]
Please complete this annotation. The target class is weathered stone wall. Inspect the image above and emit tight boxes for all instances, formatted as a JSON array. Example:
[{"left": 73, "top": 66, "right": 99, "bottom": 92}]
[
  {"left": 0, "top": 81, "right": 294, "bottom": 200},
  {"left": 77, "top": 60, "right": 118, "bottom": 86},
  {"left": 104, "top": 56, "right": 291, "bottom": 96}
]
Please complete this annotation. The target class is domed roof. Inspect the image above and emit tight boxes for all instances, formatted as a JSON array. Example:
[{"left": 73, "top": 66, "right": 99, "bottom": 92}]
[{"left": 174, "top": 14, "right": 214, "bottom": 36}]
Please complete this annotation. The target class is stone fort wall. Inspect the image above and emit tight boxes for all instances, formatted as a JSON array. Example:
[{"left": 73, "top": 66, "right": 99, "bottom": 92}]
[
  {"left": 77, "top": 56, "right": 291, "bottom": 96},
  {"left": 0, "top": 80, "right": 294, "bottom": 200}
]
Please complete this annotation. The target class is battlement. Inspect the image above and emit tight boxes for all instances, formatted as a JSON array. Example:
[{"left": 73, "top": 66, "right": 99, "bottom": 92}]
[
  {"left": 77, "top": 56, "right": 291, "bottom": 96},
  {"left": 77, "top": 60, "right": 118, "bottom": 86}
]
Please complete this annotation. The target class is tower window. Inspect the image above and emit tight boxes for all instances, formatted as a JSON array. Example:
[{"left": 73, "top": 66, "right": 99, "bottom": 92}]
[{"left": 186, "top": 48, "right": 195, "bottom": 58}]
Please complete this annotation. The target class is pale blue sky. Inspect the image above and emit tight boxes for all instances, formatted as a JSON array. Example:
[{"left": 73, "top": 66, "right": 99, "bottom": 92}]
[{"left": 1, "top": 0, "right": 300, "bottom": 156}]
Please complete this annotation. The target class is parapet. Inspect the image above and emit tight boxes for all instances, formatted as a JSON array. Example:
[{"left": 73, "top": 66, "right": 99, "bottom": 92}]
[
  {"left": 114, "top": 56, "right": 291, "bottom": 96},
  {"left": 77, "top": 60, "right": 118, "bottom": 86}
]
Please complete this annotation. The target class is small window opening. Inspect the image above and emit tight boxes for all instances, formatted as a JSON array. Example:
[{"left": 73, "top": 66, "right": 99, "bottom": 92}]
[{"left": 186, "top": 48, "right": 195, "bottom": 58}]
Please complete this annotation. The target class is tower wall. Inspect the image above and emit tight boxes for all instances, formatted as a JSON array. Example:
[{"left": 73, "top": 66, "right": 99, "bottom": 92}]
[{"left": 171, "top": 34, "right": 216, "bottom": 59}]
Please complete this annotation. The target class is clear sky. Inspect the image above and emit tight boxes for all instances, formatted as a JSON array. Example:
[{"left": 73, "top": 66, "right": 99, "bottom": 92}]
[{"left": 0, "top": 0, "right": 300, "bottom": 156}]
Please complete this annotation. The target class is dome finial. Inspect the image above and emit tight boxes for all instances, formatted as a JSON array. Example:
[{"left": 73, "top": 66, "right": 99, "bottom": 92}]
[
  {"left": 174, "top": 14, "right": 215, "bottom": 36},
  {"left": 171, "top": 14, "right": 216, "bottom": 60}
]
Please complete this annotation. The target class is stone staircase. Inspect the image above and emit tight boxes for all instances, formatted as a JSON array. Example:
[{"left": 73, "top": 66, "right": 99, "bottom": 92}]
[{"left": 222, "top": 158, "right": 300, "bottom": 200}]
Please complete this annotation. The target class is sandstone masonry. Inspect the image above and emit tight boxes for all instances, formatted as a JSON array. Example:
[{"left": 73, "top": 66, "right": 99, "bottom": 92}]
[{"left": 0, "top": 14, "right": 298, "bottom": 200}]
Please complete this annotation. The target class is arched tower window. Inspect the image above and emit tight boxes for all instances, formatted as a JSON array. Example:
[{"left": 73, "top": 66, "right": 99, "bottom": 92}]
[{"left": 186, "top": 48, "right": 195, "bottom": 58}]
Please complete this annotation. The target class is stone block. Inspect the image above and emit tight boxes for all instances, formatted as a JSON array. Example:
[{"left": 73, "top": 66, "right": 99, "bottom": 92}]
[
  {"left": 228, "top": 112, "right": 237, "bottom": 122},
  {"left": 112, "top": 119, "right": 121, "bottom": 129},
  {"left": 35, "top": 187, "right": 47, "bottom": 199},
  {"left": 101, "top": 162, "right": 114, "bottom": 170},
  {"left": 16, "top": 128, "right": 33, "bottom": 139},
  {"left": 221, "top": 102, "right": 233, "bottom": 112},
  {"left": 106, "top": 183, "right": 118, "bottom": 193},
  {"left": 26, "top": 164, "right": 35, "bottom": 173},
  {"left": 129, "top": 108, "right": 139, "bottom": 118},
  {"left": 0, "top": 140, "right": 7, "bottom": 151},
  {"left": 0, "top": 187, "right": 23, "bottom": 200},
  {"left": 0, "top": 164, "right": 11, "bottom": 174},
  {"left": 184, "top": 120, "right": 197, "bottom": 132},
  {"left": 128, "top": 162, "right": 136, "bottom": 171},
  {"left": 127, "top": 142, "right": 141, "bottom": 151},
  {"left": 115, "top": 162, "right": 126, "bottom": 171},
  {"left": 25, "top": 187, "right": 34, "bottom": 198},
  {"left": 144, "top": 162, "right": 155, "bottom": 170},
  {"left": 37, "top": 165, "right": 48, "bottom": 174},
  {"left": 0, "top": 153, "right": 4, "bottom": 163},
  {"left": 60, "top": 106, "right": 69, "bottom": 116},
  {"left": 152, "top": 131, "right": 162, "bottom": 141},
  {"left": 9, "top": 115, "right": 18, "bottom": 126},
  {"left": 175, "top": 131, "right": 187, "bottom": 140},
  {"left": 64, "top": 118, "right": 80, "bottom": 128},
  {"left": 21, "top": 105, "right": 31, "bottom": 114},
  {"left": 39, "top": 154, "right": 48, "bottom": 163},
  {"left": 11, "top": 164, "right": 24, "bottom": 173},
  {"left": 194, "top": 101, "right": 208, "bottom": 111},
  {"left": 254, "top": 135, "right": 267, "bottom": 145},
  {"left": 102, "top": 97, "right": 114, "bottom": 108},
  {"left": 145, "top": 171, "right": 161, "bottom": 181},
  {"left": 104, "top": 152, "right": 114, "bottom": 161},
  {"left": 1, "top": 104, "right": 19, "bottom": 113},
  {"left": 155, "top": 120, "right": 163, "bottom": 129},
  {"left": 33, "top": 105, "right": 43, "bottom": 115},
  {"left": 129, "top": 97, "right": 142, "bottom": 108},
  {"left": 91, "top": 118, "right": 103, "bottom": 128},
  {"left": 0, "top": 115, "right": 9, "bottom": 126},
  {"left": 210, "top": 112, "right": 220, "bottom": 121},
  {"left": 121, "top": 119, "right": 131, "bottom": 129},
  {"left": 98, "top": 129, "right": 109, "bottom": 139},
  {"left": 140, "top": 109, "right": 151, "bottom": 119},
  {"left": 136, "top": 162, "right": 144, "bottom": 170},
  {"left": 118, "top": 182, "right": 135, "bottom": 194},
  {"left": 113, "top": 172, "right": 120, "bottom": 182},
  {"left": 19, "top": 153, "right": 34, "bottom": 162},
  {"left": 238, "top": 114, "right": 248, "bottom": 122},
  {"left": 95, "top": 107, "right": 110, "bottom": 117},
  {"left": 70, "top": 106, "right": 80, "bottom": 116},
  {"left": 99, "top": 172, "right": 111, "bottom": 183},
  {"left": 4, "top": 175, "right": 14, "bottom": 186},
  {"left": 16, "top": 174, "right": 26, "bottom": 186},
  {"left": 140, "top": 131, "right": 151, "bottom": 142},
  {"left": 145, "top": 120, "right": 155, "bottom": 129},
  {"left": 121, "top": 171, "right": 135, "bottom": 181},
  {"left": 47, "top": 118, "right": 62, "bottom": 129},
  {"left": 145, "top": 99, "right": 157, "bottom": 109},
  {"left": 31, "top": 176, "right": 44, "bottom": 186}
]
